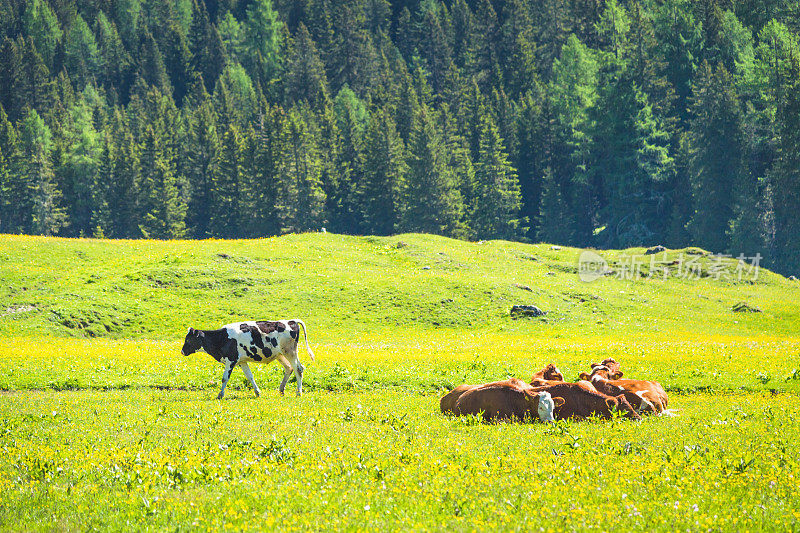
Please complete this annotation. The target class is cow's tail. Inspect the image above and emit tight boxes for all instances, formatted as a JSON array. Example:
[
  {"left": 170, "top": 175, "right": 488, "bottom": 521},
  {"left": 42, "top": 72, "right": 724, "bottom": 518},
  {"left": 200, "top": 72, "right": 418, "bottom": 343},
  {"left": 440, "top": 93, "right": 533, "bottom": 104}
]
[{"left": 294, "top": 319, "right": 315, "bottom": 361}]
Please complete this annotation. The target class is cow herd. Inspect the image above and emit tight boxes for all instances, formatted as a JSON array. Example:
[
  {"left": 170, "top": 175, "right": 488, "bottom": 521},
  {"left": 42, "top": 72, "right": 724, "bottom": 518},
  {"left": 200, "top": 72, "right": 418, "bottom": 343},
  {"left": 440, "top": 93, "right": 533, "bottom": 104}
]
[
  {"left": 181, "top": 320, "right": 670, "bottom": 423},
  {"left": 440, "top": 359, "right": 671, "bottom": 423}
]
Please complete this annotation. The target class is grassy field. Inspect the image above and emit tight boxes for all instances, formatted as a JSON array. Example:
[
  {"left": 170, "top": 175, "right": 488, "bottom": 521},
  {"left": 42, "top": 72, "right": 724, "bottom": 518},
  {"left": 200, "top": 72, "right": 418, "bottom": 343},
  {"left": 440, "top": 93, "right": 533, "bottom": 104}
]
[{"left": 1, "top": 233, "right": 800, "bottom": 531}]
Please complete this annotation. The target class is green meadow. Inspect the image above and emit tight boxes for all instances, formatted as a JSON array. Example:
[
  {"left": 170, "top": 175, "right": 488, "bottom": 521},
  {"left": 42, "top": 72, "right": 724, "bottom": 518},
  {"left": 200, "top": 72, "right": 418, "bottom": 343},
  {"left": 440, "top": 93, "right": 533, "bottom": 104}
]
[{"left": 1, "top": 233, "right": 800, "bottom": 531}]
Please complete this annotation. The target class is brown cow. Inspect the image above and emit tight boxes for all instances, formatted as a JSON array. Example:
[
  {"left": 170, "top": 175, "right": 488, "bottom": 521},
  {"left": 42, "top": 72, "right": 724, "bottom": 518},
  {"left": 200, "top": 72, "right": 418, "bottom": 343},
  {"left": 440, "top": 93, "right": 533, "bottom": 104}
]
[
  {"left": 440, "top": 378, "right": 531, "bottom": 415},
  {"left": 530, "top": 363, "right": 566, "bottom": 387},
  {"left": 454, "top": 382, "right": 565, "bottom": 422},
  {"left": 579, "top": 360, "right": 668, "bottom": 414},
  {"left": 531, "top": 382, "right": 642, "bottom": 421}
]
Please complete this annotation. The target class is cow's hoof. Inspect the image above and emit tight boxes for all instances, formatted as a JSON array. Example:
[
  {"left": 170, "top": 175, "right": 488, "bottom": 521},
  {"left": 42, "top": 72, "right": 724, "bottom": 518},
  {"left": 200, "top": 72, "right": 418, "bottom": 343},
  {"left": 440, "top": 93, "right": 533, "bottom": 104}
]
[
  {"left": 216, "top": 395, "right": 224, "bottom": 400},
  {"left": 254, "top": 391, "right": 261, "bottom": 398}
]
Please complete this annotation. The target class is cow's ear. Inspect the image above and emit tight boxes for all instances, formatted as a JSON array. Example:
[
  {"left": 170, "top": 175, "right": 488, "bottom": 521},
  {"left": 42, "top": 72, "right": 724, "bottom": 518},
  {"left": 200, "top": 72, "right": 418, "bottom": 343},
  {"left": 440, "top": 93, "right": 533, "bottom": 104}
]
[
  {"left": 553, "top": 396, "right": 565, "bottom": 408},
  {"left": 187, "top": 327, "right": 194, "bottom": 335},
  {"left": 613, "top": 371, "right": 624, "bottom": 379},
  {"left": 578, "top": 372, "right": 591, "bottom": 380}
]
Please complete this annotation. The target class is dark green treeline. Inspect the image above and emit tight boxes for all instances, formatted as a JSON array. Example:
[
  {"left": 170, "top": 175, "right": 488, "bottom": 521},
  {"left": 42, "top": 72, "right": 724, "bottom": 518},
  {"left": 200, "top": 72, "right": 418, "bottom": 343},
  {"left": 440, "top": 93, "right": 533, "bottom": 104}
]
[{"left": 0, "top": 0, "right": 799, "bottom": 273}]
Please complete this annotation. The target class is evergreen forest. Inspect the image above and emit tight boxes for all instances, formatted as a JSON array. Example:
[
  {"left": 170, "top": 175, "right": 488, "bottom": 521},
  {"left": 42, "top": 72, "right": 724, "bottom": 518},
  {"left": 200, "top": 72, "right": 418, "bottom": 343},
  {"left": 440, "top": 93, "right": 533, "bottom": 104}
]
[{"left": 1, "top": 0, "right": 799, "bottom": 274}]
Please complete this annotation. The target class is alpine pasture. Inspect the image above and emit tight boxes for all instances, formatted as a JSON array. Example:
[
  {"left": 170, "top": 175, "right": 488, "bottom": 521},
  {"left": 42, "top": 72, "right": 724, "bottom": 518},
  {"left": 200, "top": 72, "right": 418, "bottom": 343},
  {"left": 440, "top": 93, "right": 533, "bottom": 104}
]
[{"left": 1, "top": 233, "right": 800, "bottom": 531}]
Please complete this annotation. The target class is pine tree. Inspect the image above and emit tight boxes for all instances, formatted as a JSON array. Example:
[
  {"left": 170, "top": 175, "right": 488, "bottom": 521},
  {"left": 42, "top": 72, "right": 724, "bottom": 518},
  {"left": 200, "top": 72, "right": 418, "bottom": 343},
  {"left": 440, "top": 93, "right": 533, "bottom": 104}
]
[
  {"left": 282, "top": 106, "right": 326, "bottom": 232},
  {"left": 515, "top": 87, "right": 548, "bottom": 240},
  {"left": 210, "top": 123, "right": 244, "bottom": 237},
  {"left": 361, "top": 107, "right": 406, "bottom": 235},
  {"left": 61, "top": 96, "right": 102, "bottom": 237},
  {"left": 137, "top": 124, "right": 185, "bottom": 238},
  {"left": 241, "top": 0, "right": 284, "bottom": 90},
  {"left": 91, "top": 132, "right": 116, "bottom": 237},
  {"left": 770, "top": 56, "right": 800, "bottom": 273},
  {"left": 109, "top": 122, "right": 140, "bottom": 238},
  {"left": 18, "top": 108, "right": 64, "bottom": 235},
  {"left": 0, "top": 105, "right": 19, "bottom": 233},
  {"left": 402, "top": 105, "right": 464, "bottom": 237},
  {"left": 537, "top": 166, "right": 573, "bottom": 243},
  {"left": 186, "top": 98, "right": 220, "bottom": 238},
  {"left": 685, "top": 62, "right": 744, "bottom": 253},
  {"left": 285, "top": 23, "right": 330, "bottom": 108},
  {"left": 95, "top": 11, "right": 134, "bottom": 101},
  {"left": 63, "top": 14, "right": 100, "bottom": 90},
  {"left": 162, "top": 23, "right": 192, "bottom": 106},
  {"left": 21, "top": 0, "right": 62, "bottom": 69},
  {"left": 471, "top": 115, "right": 523, "bottom": 240}
]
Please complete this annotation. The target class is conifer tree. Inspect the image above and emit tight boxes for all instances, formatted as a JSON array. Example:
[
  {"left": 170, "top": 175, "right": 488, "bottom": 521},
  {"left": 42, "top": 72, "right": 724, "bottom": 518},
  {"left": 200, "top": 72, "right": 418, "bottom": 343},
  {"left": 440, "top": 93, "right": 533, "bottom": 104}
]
[
  {"left": 283, "top": 106, "right": 326, "bottom": 232},
  {"left": 686, "top": 62, "right": 743, "bottom": 253},
  {"left": 137, "top": 124, "right": 185, "bottom": 238},
  {"left": 210, "top": 123, "right": 244, "bottom": 237},
  {"left": 471, "top": 115, "right": 523, "bottom": 240},
  {"left": 285, "top": 23, "right": 330, "bottom": 108},
  {"left": 361, "top": 107, "right": 406, "bottom": 235},
  {"left": 18, "top": 108, "right": 64, "bottom": 235},
  {"left": 402, "top": 105, "right": 464, "bottom": 237}
]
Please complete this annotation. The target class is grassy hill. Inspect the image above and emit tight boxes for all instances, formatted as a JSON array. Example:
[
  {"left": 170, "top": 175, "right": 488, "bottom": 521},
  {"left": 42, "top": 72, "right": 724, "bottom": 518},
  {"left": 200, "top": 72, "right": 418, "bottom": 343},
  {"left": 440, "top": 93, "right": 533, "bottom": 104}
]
[
  {"left": 1, "top": 232, "right": 797, "bottom": 340},
  {"left": 2, "top": 232, "right": 799, "bottom": 394},
  {"left": 2, "top": 233, "right": 800, "bottom": 531}
]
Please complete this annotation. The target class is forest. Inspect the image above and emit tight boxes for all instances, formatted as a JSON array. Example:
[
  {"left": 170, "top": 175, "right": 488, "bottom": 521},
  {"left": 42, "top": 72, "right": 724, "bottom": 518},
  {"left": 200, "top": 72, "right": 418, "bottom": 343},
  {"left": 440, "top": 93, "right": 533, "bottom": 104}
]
[{"left": 0, "top": 0, "right": 798, "bottom": 274}]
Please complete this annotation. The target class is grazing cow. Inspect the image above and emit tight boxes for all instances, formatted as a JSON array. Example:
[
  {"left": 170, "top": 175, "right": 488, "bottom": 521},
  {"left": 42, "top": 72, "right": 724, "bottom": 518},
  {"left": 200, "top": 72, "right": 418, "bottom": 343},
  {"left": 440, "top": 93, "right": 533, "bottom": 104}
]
[
  {"left": 530, "top": 363, "right": 566, "bottom": 387},
  {"left": 440, "top": 378, "right": 531, "bottom": 415},
  {"left": 181, "top": 319, "right": 315, "bottom": 399},
  {"left": 454, "top": 382, "right": 565, "bottom": 423},
  {"left": 579, "top": 360, "right": 668, "bottom": 415},
  {"left": 531, "top": 382, "right": 642, "bottom": 421}
]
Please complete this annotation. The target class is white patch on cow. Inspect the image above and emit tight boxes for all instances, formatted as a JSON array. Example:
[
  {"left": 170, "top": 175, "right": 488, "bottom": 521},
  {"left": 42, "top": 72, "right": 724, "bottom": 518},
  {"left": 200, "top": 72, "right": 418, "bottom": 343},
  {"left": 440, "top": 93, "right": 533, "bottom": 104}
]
[
  {"left": 635, "top": 390, "right": 655, "bottom": 413},
  {"left": 536, "top": 391, "right": 556, "bottom": 423}
]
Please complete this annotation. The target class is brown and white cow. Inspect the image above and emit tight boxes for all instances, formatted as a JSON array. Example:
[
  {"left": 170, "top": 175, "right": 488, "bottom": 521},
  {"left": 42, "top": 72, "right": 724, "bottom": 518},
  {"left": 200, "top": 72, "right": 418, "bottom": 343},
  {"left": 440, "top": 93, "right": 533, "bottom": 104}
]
[
  {"left": 530, "top": 382, "right": 642, "bottom": 421},
  {"left": 579, "top": 360, "right": 668, "bottom": 414},
  {"left": 530, "top": 363, "right": 566, "bottom": 387},
  {"left": 454, "top": 381, "right": 565, "bottom": 423},
  {"left": 181, "top": 319, "right": 315, "bottom": 399}
]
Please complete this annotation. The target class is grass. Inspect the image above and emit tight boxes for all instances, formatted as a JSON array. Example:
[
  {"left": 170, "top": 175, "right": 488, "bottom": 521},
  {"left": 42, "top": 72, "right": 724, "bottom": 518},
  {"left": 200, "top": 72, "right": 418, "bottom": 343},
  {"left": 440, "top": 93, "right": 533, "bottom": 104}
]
[{"left": 1, "top": 232, "right": 800, "bottom": 531}]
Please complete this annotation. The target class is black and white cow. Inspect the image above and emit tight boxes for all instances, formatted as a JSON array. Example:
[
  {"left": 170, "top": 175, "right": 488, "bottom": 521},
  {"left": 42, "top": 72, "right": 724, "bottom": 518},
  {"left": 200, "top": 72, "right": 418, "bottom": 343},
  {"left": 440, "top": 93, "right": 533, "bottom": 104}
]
[{"left": 181, "top": 319, "right": 315, "bottom": 399}]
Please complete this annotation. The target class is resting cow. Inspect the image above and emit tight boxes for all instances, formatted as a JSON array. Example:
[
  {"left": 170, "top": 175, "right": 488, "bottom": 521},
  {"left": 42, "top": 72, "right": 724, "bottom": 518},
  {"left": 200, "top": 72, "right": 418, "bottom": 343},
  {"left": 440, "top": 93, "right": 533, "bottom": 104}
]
[
  {"left": 454, "top": 382, "right": 564, "bottom": 423},
  {"left": 579, "top": 360, "right": 668, "bottom": 414},
  {"left": 181, "top": 319, "right": 315, "bottom": 399},
  {"left": 530, "top": 363, "right": 566, "bottom": 387},
  {"left": 440, "top": 378, "right": 531, "bottom": 415},
  {"left": 531, "top": 382, "right": 641, "bottom": 421}
]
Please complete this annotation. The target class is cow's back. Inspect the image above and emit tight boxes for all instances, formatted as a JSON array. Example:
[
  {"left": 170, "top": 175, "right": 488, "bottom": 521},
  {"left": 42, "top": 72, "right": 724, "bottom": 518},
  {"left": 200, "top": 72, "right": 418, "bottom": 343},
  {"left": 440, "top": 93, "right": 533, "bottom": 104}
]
[
  {"left": 455, "top": 385, "right": 532, "bottom": 421},
  {"left": 440, "top": 384, "right": 476, "bottom": 415},
  {"left": 533, "top": 382, "right": 640, "bottom": 421}
]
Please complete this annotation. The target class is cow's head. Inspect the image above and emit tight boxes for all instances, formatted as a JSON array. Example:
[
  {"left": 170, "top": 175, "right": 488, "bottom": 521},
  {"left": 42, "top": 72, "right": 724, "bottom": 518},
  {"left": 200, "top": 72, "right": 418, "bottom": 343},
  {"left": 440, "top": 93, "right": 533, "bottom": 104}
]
[
  {"left": 601, "top": 358, "right": 622, "bottom": 374},
  {"left": 579, "top": 362, "right": 624, "bottom": 381},
  {"left": 541, "top": 363, "right": 564, "bottom": 381},
  {"left": 181, "top": 328, "right": 204, "bottom": 356},
  {"left": 531, "top": 363, "right": 565, "bottom": 385},
  {"left": 610, "top": 394, "right": 642, "bottom": 421},
  {"left": 528, "top": 391, "right": 565, "bottom": 423}
]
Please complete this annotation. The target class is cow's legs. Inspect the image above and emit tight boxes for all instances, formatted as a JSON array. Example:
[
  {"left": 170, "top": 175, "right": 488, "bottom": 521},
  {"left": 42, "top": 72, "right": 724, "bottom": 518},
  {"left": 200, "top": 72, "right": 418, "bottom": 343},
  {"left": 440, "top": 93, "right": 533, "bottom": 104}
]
[
  {"left": 277, "top": 355, "right": 292, "bottom": 395},
  {"left": 239, "top": 362, "right": 260, "bottom": 397},
  {"left": 218, "top": 359, "right": 236, "bottom": 399},
  {"left": 286, "top": 351, "right": 305, "bottom": 396}
]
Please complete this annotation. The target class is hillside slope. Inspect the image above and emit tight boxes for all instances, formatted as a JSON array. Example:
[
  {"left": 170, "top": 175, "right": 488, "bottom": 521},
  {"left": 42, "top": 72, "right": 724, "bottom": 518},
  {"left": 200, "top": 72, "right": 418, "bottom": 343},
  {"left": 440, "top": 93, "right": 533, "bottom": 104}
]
[{"left": 1, "top": 233, "right": 797, "bottom": 340}]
